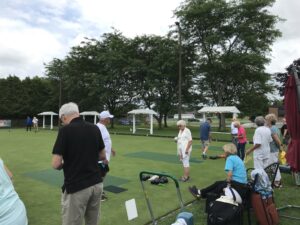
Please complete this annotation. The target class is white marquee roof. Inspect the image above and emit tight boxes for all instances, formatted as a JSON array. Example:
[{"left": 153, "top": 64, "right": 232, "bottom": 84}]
[
  {"left": 198, "top": 106, "right": 240, "bottom": 114},
  {"left": 80, "top": 111, "right": 99, "bottom": 116},
  {"left": 38, "top": 111, "right": 58, "bottom": 116},
  {"left": 128, "top": 109, "right": 157, "bottom": 115}
]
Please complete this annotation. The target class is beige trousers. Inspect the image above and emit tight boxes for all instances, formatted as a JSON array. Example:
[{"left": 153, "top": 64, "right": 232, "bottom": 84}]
[{"left": 61, "top": 182, "right": 103, "bottom": 225}]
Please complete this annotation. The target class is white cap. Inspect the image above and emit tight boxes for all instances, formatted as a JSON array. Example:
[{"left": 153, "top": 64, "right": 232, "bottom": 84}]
[{"left": 99, "top": 111, "right": 114, "bottom": 119}]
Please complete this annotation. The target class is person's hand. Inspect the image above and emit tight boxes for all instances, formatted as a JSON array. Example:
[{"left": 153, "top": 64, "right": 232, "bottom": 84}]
[
  {"left": 179, "top": 154, "right": 183, "bottom": 160},
  {"left": 185, "top": 150, "right": 189, "bottom": 155},
  {"left": 103, "top": 159, "right": 109, "bottom": 165},
  {"left": 112, "top": 149, "right": 116, "bottom": 157},
  {"left": 245, "top": 149, "right": 251, "bottom": 155}
]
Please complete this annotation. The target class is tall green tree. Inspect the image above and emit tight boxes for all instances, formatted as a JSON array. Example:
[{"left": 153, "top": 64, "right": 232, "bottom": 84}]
[
  {"left": 175, "top": 0, "right": 281, "bottom": 129},
  {"left": 45, "top": 31, "right": 137, "bottom": 127},
  {"left": 129, "top": 35, "right": 195, "bottom": 128}
]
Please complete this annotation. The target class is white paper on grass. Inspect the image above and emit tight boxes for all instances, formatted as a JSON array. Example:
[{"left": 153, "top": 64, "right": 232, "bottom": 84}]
[{"left": 125, "top": 199, "right": 138, "bottom": 221}]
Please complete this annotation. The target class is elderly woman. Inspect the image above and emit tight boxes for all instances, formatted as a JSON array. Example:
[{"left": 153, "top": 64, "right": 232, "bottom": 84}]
[
  {"left": 0, "top": 158, "right": 28, "bottom": 225},
  {"left": 246, "top": 116, "right": 272, "bottom": 170},
  {"left": 176, "top": 120, "right": 193, "bottom": 182},
  {"left": 189, "top": 143, "right": 247, "bottom": 199},
  {"left": 234, "top": 120, "right": 247, "bottom": 160},
  {"left": 265, "top": 114, "right": 282, "bottom": 187}
]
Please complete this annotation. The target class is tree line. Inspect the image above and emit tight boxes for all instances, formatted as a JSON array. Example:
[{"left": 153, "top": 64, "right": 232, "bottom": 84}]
[{"left": 0, "top": 0, "right": 281, "bottom": 129}]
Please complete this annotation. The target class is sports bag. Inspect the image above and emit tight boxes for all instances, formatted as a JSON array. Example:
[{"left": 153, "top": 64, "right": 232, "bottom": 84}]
[
  {"left": 251, "top": 193, "right": 279, "bottom": 225},
  {"left": 207, "top": 188, "right": 242, "bottom": 225}
]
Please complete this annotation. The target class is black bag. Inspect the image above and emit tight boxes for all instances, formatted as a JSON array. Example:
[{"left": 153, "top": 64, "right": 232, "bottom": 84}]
[
  {"left": 205, "top": 192, "right": 220, "bottom": 213},
  {"left": 207, "top": 188, "right": 243, "bottom": 225},
  {"left": 98, "top": 161, "right": 109, "bottom": 177}
]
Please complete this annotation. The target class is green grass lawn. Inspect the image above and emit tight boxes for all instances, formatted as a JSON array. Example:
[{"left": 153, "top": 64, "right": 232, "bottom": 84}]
[{"left": 0, "top": 129, "right": 299, "bottom": 225}]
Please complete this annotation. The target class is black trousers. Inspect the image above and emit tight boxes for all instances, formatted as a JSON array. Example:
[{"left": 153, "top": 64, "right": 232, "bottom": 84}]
[{"left": 201, "top": 180, "right": 248, "bottom": 199}]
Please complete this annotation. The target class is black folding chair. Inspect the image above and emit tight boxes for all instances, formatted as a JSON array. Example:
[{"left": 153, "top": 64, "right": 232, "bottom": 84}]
[{"left": 247, "top": 162, "right": 279, "bottom": 188}]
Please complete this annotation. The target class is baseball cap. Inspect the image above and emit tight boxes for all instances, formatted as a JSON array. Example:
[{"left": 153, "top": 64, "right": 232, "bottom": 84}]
[{"left": 99, "top": 111, "right": 114, "bottom": 119}]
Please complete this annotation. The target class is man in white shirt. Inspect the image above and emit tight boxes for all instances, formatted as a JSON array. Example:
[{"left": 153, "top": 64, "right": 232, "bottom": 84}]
[
  {"left": 231, "top": 117, "right": 238, "bottom": 146},
  {"left": 246, "top": 116, "right": 272, "bottom": 169},
  {"left": 97, "top": 111, "right": 116, "bottom": 163},
  {"left": 96, "top": 111, "right": 116, "bottom": 201}
]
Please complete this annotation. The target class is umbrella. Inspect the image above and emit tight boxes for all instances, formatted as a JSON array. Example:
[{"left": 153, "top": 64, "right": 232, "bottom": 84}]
[{"left": 284, "top": 67, "right": 300, "bottom": 172}]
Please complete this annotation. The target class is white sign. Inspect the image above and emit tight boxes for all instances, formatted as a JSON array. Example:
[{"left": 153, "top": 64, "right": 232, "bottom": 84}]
[{"left": 125, "top": 199, "right": 138, "bottom": 221}]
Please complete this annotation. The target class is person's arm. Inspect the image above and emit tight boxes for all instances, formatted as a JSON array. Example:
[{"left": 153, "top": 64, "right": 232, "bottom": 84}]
[
  {"left": 283, "top": 129, "right": 288, "bottom": 138},
  {"left": 52, "top": 154, "right": 63, "bottom": 170},
  {"left": 185, "top": 140, "right": 193, "bottom": 154},
  {"left": 226, "top": 171, "right": 233, "bottom": 183},
  {"left": 4, "top": 164, "right": 13, "bottom": 179},
  {"left": 111, "top": 148, "right": 116, "bottom": 156},
  {"left": 246, "top": 144, "right": 261, "bottom": 155},
  {"left": 272, "top": 133, "right": 281, "bottom": 147}
]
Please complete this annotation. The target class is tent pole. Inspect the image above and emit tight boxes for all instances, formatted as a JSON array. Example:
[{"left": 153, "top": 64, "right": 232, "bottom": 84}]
[
  {"left": 133, "top": 115, "right": 136, "bottom": 134},
  {"left": 50, "top": 115, "right": 53, "bottom": 130},
  {"left": 43, "top": 116, "right": 45, "bottom": 129},
  {"left": 150, "top": 114, "right": 153, "bottom": 135}
]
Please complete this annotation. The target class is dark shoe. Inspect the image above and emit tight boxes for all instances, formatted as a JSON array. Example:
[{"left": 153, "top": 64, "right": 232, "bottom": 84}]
[
  {"left": 274, "top": 181, "right": 282, "bottom": 188},
  {"left": 189, "top": 186, "right": 201, "bottom": 199},
  {"left": 202, "top": 154, "right": 207, "bottom": 160},
  {"left": 180, "top": 176, "right": 190, "bottom": 182},
  {"left": 101, "top": 194, "right": 108, "bottom": 202},
  {"left": 141, "top": 175, "right": 151, "bottom": 181},
  {"left": 151, "top": 178, "right": 160, "bottom": 185},
  {"left": 159, "top": 176, "right": 168, "bottom": 184}
]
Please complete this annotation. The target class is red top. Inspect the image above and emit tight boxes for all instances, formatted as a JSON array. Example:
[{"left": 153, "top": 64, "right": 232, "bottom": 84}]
[{"left": 237, "top": 126, "right": 247, "bottom": 144}]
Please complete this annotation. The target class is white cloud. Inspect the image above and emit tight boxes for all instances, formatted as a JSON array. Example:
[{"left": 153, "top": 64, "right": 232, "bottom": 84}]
[
  {"left": 0, "top": 18, "right": 65, "bottom": 76},
  {"left": 0, "top": 0, "right": 300, "bottom": 78}
]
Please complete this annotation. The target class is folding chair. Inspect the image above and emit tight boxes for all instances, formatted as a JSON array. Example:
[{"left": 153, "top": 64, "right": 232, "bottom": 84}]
[{"left": 247, "top": 162, "right": 279, "bottom": 188}]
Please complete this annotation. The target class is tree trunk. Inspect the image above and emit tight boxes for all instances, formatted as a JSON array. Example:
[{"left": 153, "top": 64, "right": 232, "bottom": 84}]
[
  {"left": 163, "top": 114, "right": 168, "bottom": 127},
  {"left": 217, "top": 83, "right": 226, "bottom": 131}
]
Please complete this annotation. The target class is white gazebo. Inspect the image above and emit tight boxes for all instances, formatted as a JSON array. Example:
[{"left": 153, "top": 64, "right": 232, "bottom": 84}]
[
  {"left": 38, "top": 111, "right": 58, "bottom": 130},
  {"left": 80, "top": 111, "right": 99, "bottom": 124},
  {"left": 128, "top": 109, "right": 158, "bottom": 135},
  {"left": 198, "top": 106, "right": 240, "bottom": 121}
]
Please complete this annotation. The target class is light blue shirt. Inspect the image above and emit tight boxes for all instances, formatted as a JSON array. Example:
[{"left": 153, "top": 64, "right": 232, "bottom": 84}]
[
  {"left": 225, "top": 155, "right": 247, "bottom": 184},
  {"left": 0, "top": 159, "right": 28, "bottom": 225},
  {"left": 270, "top": 125, "right": 281, "bottom": 153}
]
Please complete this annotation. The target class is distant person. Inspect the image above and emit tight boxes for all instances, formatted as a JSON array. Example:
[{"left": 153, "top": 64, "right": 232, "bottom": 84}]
[
  {"left": 0, "top": 158, "right": 28, "bottom": 225},
  {"left": 200, "top": 118, "right": 212, "bottom": 159},
  {"left": 265, "top": 114, "right": 282, "bottom": 187},
  {"left": 231, "top": 117, "right": 238, "bottom": 147},
  {"left": 246, "top": 116, "right": 272, "bottom": 170},
  {"left": 234, "top": 120, "right": 247, "bottom": 160},
  {"left": 96, "top": 110, "right": 116, "bottom": 201},
  {"left": 176, "top": 120, "right": 193, "bottom": 182},
  {"left": 281, "top": 118, "right": 290, "bottom": 146},
  {"left": 189, "top": 143, "right": 247, "bottom": 200},
  {"left": 25, "top": 116, "right": 32, "bottom": 131},
  {"left": 32, "top": 116, "right": 38, "bottom": 132},
  {"left": 52, "top": 102, "right": 106, "bottom": 225}
]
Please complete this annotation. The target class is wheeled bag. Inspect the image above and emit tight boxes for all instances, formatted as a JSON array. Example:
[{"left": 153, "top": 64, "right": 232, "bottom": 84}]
[{"left": 251, "top": 193, "right": 279, "bottom": 225}]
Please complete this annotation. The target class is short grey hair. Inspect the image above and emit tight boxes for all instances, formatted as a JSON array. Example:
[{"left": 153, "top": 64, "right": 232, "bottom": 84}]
[
  {"left": 59, "top": 102, "right": 79, "bottom": 118},
  {"left": 176, "top": 120, "right": 186, "bottom": 127},
  {"left": 255, "top": 116, "right": 265, "bottom": 126},
  {"left": 223, "top": 143, "right": 237, "bottom": 155}
]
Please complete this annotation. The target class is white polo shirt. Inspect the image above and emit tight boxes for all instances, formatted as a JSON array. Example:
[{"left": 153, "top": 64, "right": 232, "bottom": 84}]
[
  {"left": 231, "top": 122, "right": 238, "bottom": 135},
  {"left": 177, "top": 127, "right": 192, "bottom": 156},
  {"left": 253, "top": 126, "right": 272, "bottom": 160},
  {"left": 96, "top": 123, "right": 112, "bottom": 161}
]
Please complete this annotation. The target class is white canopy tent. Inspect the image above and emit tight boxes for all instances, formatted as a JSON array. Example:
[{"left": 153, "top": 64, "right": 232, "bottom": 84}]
[
  {"left": 80, "top": 111, "right": 99, "bottom": 124},
  {"left": 38, "top": 111, "right": 58, "bottom": 130},
  {"left": 128, "top": 109, "right": 158, "bottom": 135},
  {"left": 198, "top": 106, "right": 240, "bottom": 121}
]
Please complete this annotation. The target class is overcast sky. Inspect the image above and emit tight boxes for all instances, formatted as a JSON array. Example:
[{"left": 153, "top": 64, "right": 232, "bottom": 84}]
[{"left": 1, "top": 0, "right": 300, "bottom": 79}]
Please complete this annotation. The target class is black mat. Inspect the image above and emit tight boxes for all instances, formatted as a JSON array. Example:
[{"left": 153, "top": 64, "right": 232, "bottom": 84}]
[{"left": 104, "top": 185, "right": 128, "bottom": 194}]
